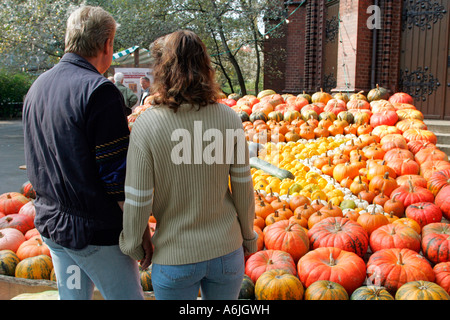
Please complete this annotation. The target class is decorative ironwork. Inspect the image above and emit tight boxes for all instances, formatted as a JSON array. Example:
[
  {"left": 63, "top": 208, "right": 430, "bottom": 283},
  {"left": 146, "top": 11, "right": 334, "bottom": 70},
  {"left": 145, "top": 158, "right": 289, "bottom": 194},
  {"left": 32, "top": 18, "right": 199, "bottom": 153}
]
[
  {"left": 402, "top": 0, "right": 447, "bottom": 31},
  {"left": 399, "top": 67, "right": 441, "bottom": 101},
  {"left": 326, "top": 15, "right": 339, "bottom": 43}
]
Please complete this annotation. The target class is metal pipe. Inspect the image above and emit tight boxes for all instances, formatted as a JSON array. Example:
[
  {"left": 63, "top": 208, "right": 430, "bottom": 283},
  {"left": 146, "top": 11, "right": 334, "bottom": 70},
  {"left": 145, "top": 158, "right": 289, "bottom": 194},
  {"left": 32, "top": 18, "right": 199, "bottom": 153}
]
[{"left": 371, "top": 0, "right": 379, "bottom": 88}]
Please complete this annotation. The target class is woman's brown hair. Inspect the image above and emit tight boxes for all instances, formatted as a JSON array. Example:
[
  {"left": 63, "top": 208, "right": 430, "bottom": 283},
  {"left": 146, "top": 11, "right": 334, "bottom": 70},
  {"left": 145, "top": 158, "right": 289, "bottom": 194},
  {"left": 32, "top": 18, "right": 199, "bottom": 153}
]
[{"left": 150, "top": 30, "right": 221, "bottom": 112}]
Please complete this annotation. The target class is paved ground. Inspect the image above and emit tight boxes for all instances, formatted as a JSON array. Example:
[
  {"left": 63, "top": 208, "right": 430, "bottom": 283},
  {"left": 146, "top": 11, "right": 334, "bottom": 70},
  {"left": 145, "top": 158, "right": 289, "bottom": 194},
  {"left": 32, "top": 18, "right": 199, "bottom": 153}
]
[{"left": 0, "top": 120, "right": 29, "bottom": 195}]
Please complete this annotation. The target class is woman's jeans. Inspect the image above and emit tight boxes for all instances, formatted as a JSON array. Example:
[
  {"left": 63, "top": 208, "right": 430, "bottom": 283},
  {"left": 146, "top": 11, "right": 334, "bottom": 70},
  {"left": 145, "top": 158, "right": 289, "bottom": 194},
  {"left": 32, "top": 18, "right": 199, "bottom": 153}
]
[
  {"left": 43, "top": 236, "right": 144, "bottom": 300},
  {"left": 151, "top": 247, "right": 245, "bottom": 300}
]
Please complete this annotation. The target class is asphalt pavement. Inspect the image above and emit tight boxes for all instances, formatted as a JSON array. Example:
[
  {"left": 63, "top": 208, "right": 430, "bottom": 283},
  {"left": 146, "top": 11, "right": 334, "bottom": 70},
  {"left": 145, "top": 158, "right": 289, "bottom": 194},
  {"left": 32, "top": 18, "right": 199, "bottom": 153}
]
[{"left": 0, "top": 120, "right": 29, "bottom": 195}]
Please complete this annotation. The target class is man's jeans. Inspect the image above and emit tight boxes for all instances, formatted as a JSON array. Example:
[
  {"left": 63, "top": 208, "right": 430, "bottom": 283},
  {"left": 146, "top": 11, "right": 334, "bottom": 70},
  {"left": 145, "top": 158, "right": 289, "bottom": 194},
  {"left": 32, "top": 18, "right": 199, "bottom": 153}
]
[{"left": 43, "top": 236, "right": 144, "bottom": 300}]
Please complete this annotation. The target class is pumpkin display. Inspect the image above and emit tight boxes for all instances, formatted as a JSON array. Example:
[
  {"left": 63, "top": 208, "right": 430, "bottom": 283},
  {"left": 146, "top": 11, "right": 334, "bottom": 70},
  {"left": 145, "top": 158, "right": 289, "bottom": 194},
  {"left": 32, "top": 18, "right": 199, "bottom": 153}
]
[
  {"left": 307, "top": 217, "right": 369, "bottom": 257},
  {"left": 0, "top": 192, "right": 30, "bottom": 216},
  {"left": 245, "top": 249, "right": 297, "bottom": 283},
  {"left": 405, "top": 202, "right": 442, "bottom": 229},
  {"left": 0, "top": 249, "right": 20, "bottom": 276},
  {"left": 366, "top": 248, "right": 435, "bottom": 295},
  {"left": 0, "top": 227, "right": 25, "bottom": 252},
  {"left": 304, "top": 280, "right": 349, "bottom": 300},
  {"left": 421, "top": 222, "right": 450, "bottom": 264},
  {"left": 15, "top": 254, "right": 53, "bottom": 280},
  {"left": 254, "top": 269, "right": 304, "bottom": 300},
  {"left": 263, "top": 220, "right": 309, "bottom": 262},
  {"left": 395, "top": 281, "right": 450, "bottom": 300},
  {"left": 433, "top": 262, "right": 450, "bottom": 294},
  {"left": 369, "top": 223, "right": 421, "bottom": 253},
  {"left": 350, "top": 285, "right": 394, "bottom": 300},
  {"left": 297, "top": 247, "right": 366, "bottom": 295}
]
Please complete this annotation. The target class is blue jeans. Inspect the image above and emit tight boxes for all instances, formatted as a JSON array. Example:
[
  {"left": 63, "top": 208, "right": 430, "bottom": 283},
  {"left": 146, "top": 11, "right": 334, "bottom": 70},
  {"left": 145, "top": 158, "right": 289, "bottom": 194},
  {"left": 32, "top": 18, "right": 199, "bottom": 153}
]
[
  {"left": 151, "top": 247, "right": 245, "bottom": 300},
  {"left": 43, "top": 237, "right": 144, "bottom": 300}
]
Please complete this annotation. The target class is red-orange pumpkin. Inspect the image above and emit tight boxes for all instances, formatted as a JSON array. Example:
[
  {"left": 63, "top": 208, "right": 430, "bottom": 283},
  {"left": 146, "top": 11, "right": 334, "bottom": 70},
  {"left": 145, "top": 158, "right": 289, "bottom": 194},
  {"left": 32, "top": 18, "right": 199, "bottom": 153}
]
[
  {"left": 405, "top": 202, "right": 442, "bottom": 229},
  {"left": 369, "top": 223, "right": 421, "bottom": 253},
  {"left": 435, "top": 185, "right": 450, "bottom": 221},
  {"left": 16, "top": 236, "right": 51, "bottom": 260},
  {"left": 421, "top": 222, "right": 450, "bottom": 265},
  {"left": 263, "top": 220, "right": 309, "bottom": 262},
  {"left": 427, "top": 169, "right": 450, "bottom": 196},
  {"left": 245, "top": 249, "right": 297, "bottom": 283},
  {"left": 390, "top": 180, "right": 434, "bottom": 208},
  {"left": 433, "top": 262, "right": 450, "bottom": 295},
  {"left": 389, "top": 92, "right": 414, "bottom": 105},
  {"left": 297, "top": 247, "right": 366, "bottom": 295},
  {"left": 307, "top": 217, "right": 369, "bottom": 257},
  {"left": 0, "top": 214, "right": 34, "bottom": 234},
  {"left": 0, "top": 228, "right": 25, "bottom": 252},
  {"left": 366, "top": 248, "right": 435, "bottom": 295},
  {"left": 0, "top": 192, "right": 30, "bottom": 216}
]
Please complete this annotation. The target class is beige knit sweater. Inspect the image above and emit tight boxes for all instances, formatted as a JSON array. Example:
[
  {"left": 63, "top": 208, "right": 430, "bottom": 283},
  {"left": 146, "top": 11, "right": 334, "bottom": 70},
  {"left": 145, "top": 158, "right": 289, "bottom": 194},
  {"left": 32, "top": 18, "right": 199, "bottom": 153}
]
[{"left": 119, "top": 103, "right": 257, "bottom": 265}]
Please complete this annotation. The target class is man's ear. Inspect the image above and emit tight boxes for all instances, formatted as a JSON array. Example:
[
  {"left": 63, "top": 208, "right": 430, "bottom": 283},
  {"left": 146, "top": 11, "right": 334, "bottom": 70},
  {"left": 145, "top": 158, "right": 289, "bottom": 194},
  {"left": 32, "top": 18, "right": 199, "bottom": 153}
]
[{"left": 104, "top": 37, "right": 113, "bottom": 55}]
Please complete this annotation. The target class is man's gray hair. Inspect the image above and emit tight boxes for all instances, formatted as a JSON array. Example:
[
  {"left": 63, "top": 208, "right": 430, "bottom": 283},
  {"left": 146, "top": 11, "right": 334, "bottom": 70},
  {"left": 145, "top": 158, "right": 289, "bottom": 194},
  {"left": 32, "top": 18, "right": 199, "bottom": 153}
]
[
  {"left": 65, "top": 6, "right": 118, "bottom": 58},
  {"left": 114, "top": 72, "right": 124, "bottom": 83}
]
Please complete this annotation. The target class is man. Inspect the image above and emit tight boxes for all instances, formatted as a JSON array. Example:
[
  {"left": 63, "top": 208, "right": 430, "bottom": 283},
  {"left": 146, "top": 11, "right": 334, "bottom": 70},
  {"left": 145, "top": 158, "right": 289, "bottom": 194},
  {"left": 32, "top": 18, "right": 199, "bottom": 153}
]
[
  {"left": 22, "top": 5, "right": 145, "bottom": 300},
  {"left": 139, "top": 76, "right": 151, "bottom": 105},
  {"left": 114, "top": 72, "right": 138, "bottom": 115}
]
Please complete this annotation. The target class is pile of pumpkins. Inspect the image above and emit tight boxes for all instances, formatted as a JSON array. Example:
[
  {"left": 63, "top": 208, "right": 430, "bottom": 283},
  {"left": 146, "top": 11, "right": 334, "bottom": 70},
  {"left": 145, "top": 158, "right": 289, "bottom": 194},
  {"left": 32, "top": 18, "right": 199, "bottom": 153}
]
[
  {"left": 0, "top": 182, "right": 153, "bottom": 293},
  {"left": 232, "top": 86, "right": 450, "bottom": 300}
]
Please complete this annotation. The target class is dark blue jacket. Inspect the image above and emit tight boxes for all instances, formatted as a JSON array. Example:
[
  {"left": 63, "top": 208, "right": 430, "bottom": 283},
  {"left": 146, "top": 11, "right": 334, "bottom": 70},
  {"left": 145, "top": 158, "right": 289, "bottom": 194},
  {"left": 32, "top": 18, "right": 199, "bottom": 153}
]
[{"left": 22, "top": 53, "right": 130, "bottom": 249}]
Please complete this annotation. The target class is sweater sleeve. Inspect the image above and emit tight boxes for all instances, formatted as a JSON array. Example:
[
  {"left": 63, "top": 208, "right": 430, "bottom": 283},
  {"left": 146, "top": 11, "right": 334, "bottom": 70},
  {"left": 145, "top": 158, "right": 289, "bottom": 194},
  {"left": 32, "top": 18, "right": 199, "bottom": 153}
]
[
  {"left": 86, "top": 82, "right": 130, "bottom": 201},
  {"left": 229, "top": 126, "right": 258, "bottom": 254},
  {"left": 119, "top": 136, "right": 154, "bottom": 261}
]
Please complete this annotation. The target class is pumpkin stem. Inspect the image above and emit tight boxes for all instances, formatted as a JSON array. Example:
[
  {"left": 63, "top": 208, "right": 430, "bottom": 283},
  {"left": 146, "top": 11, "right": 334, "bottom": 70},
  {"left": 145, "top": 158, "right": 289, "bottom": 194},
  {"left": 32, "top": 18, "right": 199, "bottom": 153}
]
[
  {"left": 397, "top": 252, "right": 404, "bottom": 265},
  {"left": 407, "top": 179, "right": 415, "bottom": 192},
  {"left": 328, "top": 252, "right": 336, "bottom": 266}
]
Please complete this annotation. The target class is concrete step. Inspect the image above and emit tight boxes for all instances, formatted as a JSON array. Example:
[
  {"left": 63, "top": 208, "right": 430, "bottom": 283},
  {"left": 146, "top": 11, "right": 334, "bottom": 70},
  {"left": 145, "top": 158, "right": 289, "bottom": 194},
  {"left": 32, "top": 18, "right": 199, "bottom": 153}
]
[{"left": 423, "top": 120, "right": 450, "bottom": 157}]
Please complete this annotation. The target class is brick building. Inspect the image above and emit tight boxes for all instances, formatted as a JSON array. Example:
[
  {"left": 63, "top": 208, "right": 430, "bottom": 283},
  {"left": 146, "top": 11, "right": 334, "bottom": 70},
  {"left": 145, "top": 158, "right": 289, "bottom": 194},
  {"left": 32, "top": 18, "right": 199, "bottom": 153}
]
[{"left": 263, "top": 0, "right": 450, "bottom": 120}]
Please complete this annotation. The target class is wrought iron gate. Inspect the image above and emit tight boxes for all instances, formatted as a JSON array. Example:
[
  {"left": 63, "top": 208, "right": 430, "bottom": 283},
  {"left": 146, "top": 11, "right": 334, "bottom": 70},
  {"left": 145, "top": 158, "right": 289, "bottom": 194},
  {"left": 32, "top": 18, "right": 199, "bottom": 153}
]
[{"left": 400, "top": 0, "right": 450, "bottom": 119}]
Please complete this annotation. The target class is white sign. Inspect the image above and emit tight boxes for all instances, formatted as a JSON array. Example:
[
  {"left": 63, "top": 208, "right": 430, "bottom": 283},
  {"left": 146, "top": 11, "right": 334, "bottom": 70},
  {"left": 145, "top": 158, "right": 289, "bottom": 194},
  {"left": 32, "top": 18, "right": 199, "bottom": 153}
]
[{"left": 114, "top": 67, "right": 152, "bottom": 107}]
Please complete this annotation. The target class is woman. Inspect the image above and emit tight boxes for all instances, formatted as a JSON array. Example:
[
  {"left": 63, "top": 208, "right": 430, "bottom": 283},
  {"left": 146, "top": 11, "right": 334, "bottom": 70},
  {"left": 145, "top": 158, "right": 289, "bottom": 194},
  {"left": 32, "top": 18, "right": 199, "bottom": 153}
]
[{"left": 119, "top": 30, "right": 257, "bottom": 300}]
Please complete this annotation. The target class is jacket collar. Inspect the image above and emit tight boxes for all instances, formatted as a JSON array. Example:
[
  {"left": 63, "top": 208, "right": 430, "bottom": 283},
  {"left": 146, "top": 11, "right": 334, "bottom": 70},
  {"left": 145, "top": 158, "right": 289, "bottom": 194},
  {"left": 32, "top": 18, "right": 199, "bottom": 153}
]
[{"left": 60, "top": 53, "right": 100, "bottom": 74}]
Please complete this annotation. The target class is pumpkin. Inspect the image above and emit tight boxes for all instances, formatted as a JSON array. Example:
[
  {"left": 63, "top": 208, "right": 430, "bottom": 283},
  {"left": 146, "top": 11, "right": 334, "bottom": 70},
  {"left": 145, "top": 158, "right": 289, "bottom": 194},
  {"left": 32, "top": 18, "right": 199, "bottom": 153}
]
[
  {"left": 380, "top": 134, "right": 408, "bottom": 152},
  {"left": 366, "top": 160, "right": 397, "bottom": 180},
  {"left": 396, "top": 118, "right": 427, "bottom": 132},
  {"left": 421, "top": 222, "right": 450, "bottom": 264},
  {"left": 370, "top": 110, "right": 398, "bottom": 128},
  {"left": 288, "top": 195, "right": 310, "bottom": 212},
  {"left": 307, "top": 210, "right": 332, "bottom": 229},
  {"left": 249, "top": 111, "right": 269, "bottom": 123},
  {"left": 0, "top": 227, "right": 25, "bottom": 252},
  {"left": 368, "top": 172, "right": 398, "bottom": 197},
  {"left": 245, "top": 249, "right": 297, "bottom": 283},
  {"left": 367, "top": 84, "right": 390, "bottom": 102},
  {"left": 267, "top": 111, "right": 283, "bottom": 122},
  {"left": 297, "top": 247, "right": 366, "bottom": 295},
  {"left": 333, "top": 162, "right": 359, "bottom": 183},
  {"left": 15, "top": 254, "right": 53, "bottom": 280},
  {"left": 371, "top": 99, "right": 395, "bottom": 113},
  {"left": 350, "top": 285, "right": 394, "bottom": 300},
  {"left": 263, "top": 220, "right": 309, "bottom": 262},
  {"left": 435, "top": 185, "right": 450, "bottom": 220},
  {"left": 392, "top": 217, "right": 421, "bottom": 234},
  {"left": 24, "top": 228, "right": 40, "bottom": 240},
  {"left": 420, "top": 160, "right": 450, "bottom": 181},
  {"left": 403, "top": 128, "right": 437, "bottom": 145},
  {"left": 433, "top": 262, "right": 450, "bottom": 294},
  {"left": 324, "top": 99, "right": 347, "bottom": 116},
  {"left": 16, "top": 235, "right": 51, "bottom": 260},
  {"left": 0, "top": 249, "right": 20, "bottom": 276},
  {"left": 395, "top": 281, "right": 450, "bottom": 300},
  {"left": 396, "top": 109, "right": 424, "bottom": 121},
  {"left": 372, "top": 125, "right": 401, "bottom": 139},
  {"left": 304, "top": 280, "right": 349, "bottom": 300},
  {"left": 0, "top": 192, "right": 30, "bottom": 215},
  {"left": 369, "top": 223, "right": 421, "bottom": 253},
  {"left": 294, "top": 203, "right": 316, "bottom": 221},
  {"left": 396, "top": 174, "right": 427, "bottom": 189},
  {"left": 405, "top": 202, "right": 442, "bottom": 229},
  {"left": 427, "top": 168, "right": 450, "bottom": 196},
  {"left": 350, "top": 91, "right": 368, "bottom": 101},
  {"left": 307, "top": 217, "right": 369, "bottom": 257},
  {"left": 389, "top": 92, "right": 414, "bottom": 105},
  {"left": 383, "top": 148, "right": 414, "bottom": 162},
  {"left": 383, "top": 193, "right": 405, "bottom": 218},
  {"left": 0, "top": 214, "right": 34, "bottom": 234},
  {"left": 311, "top": 88, "right": 332, "bottom": 104},
  {"left": 254, "top": 269, "right": 304, "bottom": 300},
  {"left": 238, "top": 274, "right": 255, "bottom": 299},
  {"left": 390, "top": 180, "right": 434, "bottom": 208},
  {"left": 415, "top": 148, "right": 448, "bottom": 165},
  {"left": 18, "top": 201, "right": 35, "bottom": 220},
  {"left": 139, "top": 265, "right": 153, "bottom": 291},
  {"left": 255, "top": 201, "right": 275, "bottom": 220},
  {"left": 20, "top": 181, "right": 36, "bottom": 199},
  {"left": 356, "top": 207, "right": 389, "bottom": 236},
  {"left": 366, "top": 248, "right": 435, "bottom": 295}
]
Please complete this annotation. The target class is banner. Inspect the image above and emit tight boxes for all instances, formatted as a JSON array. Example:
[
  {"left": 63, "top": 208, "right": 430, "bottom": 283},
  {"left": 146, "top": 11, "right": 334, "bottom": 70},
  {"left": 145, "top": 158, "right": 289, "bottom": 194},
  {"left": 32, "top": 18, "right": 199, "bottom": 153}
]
[{"left": 114, "top": 67, "right": 152, "bottom": 108}]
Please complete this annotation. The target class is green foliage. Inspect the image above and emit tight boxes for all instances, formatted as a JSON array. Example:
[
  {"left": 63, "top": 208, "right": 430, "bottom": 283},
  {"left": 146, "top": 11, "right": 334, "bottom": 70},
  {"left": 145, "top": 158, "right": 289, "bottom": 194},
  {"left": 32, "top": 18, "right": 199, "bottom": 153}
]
[{"left": 0, "top": 70, "right": 35, "bottom": 118}]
